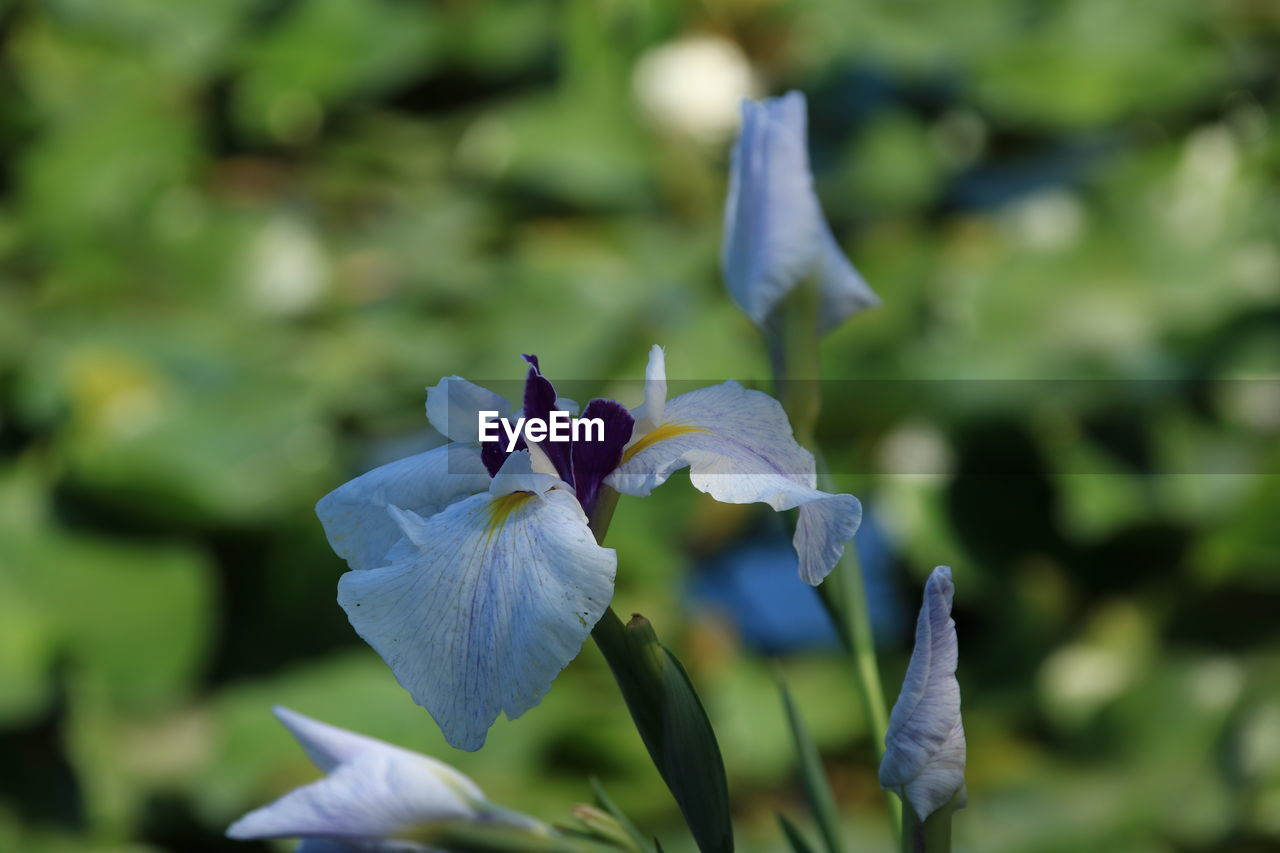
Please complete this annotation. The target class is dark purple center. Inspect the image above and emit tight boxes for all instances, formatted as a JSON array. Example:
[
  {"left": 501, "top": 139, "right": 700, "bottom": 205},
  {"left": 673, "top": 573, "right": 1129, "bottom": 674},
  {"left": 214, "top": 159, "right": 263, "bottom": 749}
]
[{"left": 481, "top": 354, "right": 634, "bottom": 515}]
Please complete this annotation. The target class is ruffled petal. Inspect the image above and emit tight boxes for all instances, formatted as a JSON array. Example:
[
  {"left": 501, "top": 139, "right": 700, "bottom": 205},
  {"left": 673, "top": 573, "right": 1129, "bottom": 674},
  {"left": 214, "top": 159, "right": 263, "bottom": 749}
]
[
  {"left": 721, "top": 91, "right": 876, "bottom": 332},
  {"left": 271, "top": 707, "right": 484, "bottom": 803},
  {"left": 317, "top": 444, "right": 490, "bottom": 573},
  {"left": 879, "top": 566, "right": 966, "bottom": 819},
  {"left": 794, "top": 492, "right": 864, "bottom": 586},
  {"left": 606, "top": 379, "right": 860, "bottom": 584},
  {"left": 338, "top": 489, "right": 616, "bottom": 750},
  {"left": 425, "top": 377, "right": 511, "bottom": 444},
  {"left": 226, "top": 751, "right": 477, "bottom": 841}
]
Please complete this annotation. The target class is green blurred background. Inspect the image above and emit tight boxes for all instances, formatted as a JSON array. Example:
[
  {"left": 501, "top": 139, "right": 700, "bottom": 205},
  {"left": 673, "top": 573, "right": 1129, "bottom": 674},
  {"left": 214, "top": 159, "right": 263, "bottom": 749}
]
[{"left": 1, "top": 0, "right": 1279, "bottom": 851}]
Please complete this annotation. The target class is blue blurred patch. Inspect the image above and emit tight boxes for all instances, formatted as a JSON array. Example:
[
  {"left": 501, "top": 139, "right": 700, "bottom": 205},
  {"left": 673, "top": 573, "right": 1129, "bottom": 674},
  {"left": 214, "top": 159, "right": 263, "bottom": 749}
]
[{"left": 689, "top": 505, "right": 903, "bottom": 655}]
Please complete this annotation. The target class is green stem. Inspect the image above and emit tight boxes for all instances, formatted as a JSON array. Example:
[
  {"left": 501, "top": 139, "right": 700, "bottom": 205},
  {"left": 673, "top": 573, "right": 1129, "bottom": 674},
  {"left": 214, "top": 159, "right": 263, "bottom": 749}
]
[
  {"left": 816, "top": 534, "right": 900, "bottom": 841},
  {"left": 770, "top": 276, "right": 900, "bottom": 842},
  {"left": 899, "top": 799, "right": 954, "bottom": 853},
  {"left": 817, "top": 551, "right": 890, "bottom": 764},
  {"left": 587, "top": 486, "right": 620, "bottom": 546},
  {"left": 819, "top": 548, "right": 890, "bottom": 753},
  {"left": 585, "top": 486, "right": 733, "bottom": 853},
  {"left": 765, "top": 273, "right": 822, "bottom": 450}
]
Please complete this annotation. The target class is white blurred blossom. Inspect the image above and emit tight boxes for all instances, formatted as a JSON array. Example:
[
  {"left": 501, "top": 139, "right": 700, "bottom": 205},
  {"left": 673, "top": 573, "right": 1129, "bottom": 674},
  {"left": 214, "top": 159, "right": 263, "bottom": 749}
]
[
  {"left": 243, "top": 215, "right": 327, "bottom": 316},
  {"left": 632, "top": 36, "right": 758, "bottom": 142}
]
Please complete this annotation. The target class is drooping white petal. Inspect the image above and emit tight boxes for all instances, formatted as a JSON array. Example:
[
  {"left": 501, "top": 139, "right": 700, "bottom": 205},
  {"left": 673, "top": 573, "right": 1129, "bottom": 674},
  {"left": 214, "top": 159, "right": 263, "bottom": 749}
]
[
  {"left": 794, "top": 492, "right": 864, "bottom": 586},
  {"left": 317, "top": 444, "right": 490, "bottom": 573},
  {"left": 606, "top": 380, "right": 860, "bottom": 584},
  {"left": 338, "top": 489, "right": 616, "bottom": 751},
  {"left": 271, "top": 707, "right": 484, "bottom": 803},
  {"left": 425, "top": 376, "right": 511, "bottom": 444},
  {"left": 721, "top": 91, "right": 877, "bottom": 333},
  {"left": 226, "top": 750, "right": 477, "bottom": 841},
  {"left": 880, "top": 566, "right": 966, "bottom": 819}
]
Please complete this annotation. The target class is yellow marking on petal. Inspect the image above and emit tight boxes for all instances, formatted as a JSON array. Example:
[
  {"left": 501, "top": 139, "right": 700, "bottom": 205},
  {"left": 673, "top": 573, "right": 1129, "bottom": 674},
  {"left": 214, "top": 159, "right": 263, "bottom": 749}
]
[
  {"left": 621, "top": 422, "right": 710, "bottom": 465},
  {"left": 485, "top": 491, "right": 535, "bottom": 538}
]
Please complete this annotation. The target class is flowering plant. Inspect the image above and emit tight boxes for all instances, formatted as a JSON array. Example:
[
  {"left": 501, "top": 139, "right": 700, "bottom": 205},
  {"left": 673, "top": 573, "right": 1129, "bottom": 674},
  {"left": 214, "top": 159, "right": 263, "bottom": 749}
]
[{"left": 232, "top": 91, "right": 966, "bottom": 853}]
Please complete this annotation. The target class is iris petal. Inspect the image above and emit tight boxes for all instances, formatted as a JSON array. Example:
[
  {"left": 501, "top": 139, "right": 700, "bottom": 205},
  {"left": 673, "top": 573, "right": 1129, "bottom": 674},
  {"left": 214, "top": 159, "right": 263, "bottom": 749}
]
[
  {"left": 271, "top": 707, "right": 484, "bottom": 802},
  {"left": 317, "top": 444, "right": 490, "bottom": 573},
  {"left": 570, "top": 399, "right": 634, "bottom": 515},
  {"left": 272, "top": 706, "right": 394, "bottom": 773},
  {"left": 607, "top": 356, "right": 860, "bottom": 585},
  {"left": 520, "top": 356, "right": 574, "bottom": 483},
  {"left": 489, "top": 449, "right": 564, "bottom": 498},
  {"left": 631, "top": 344, "right": 667, "bottom": 432},
  {"left": 226, "top": 750, "right": 477, "bottom": 841},
  {"left": 425, "top": 377, "right": 511, "bottom": 444},
  {"left": 794, "top": 491, "right": 864, "bottom": 586},
  {"left": 879, "top": 566, "right": 966, "bottom": 819},
  {"left": 338, "top": 488, "right": 616, "bottom": 750}
]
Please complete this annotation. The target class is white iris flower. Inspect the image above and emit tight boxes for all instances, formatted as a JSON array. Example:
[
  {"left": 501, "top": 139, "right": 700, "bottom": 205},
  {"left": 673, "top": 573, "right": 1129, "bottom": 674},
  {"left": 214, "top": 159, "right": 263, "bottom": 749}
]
[
  {"left": 318, "top": 347, "right": 862, "bottom": 750},
  {"left": 227, "top": 706, "right": 536, "bottom": 851}
]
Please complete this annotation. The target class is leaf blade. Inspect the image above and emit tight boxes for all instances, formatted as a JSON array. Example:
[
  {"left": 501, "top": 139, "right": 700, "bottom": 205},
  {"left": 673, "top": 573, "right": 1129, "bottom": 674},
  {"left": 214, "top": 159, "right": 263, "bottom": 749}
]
[
  {"left": 777, "top": 671, "right": 844, "bottom": 853},
  {"left": 591, "top": 609, "right": 733, "bottom": 853}
]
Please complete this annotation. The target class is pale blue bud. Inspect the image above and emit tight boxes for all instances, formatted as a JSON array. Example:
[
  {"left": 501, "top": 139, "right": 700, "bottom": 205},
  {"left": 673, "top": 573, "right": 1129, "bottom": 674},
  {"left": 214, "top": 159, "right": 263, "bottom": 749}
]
[{"left": 880, "top": 566, "right": 966, "bottom": 818}]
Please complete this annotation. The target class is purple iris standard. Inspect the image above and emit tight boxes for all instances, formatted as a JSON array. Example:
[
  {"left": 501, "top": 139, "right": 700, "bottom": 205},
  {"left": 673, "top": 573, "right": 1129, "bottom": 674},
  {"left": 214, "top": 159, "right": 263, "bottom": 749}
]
[
  {"left": 722, "top": 91, "right": 879, "bottom": 333},
  {"left": 318, "top": 346, "right": 862, "bottom": 750}
]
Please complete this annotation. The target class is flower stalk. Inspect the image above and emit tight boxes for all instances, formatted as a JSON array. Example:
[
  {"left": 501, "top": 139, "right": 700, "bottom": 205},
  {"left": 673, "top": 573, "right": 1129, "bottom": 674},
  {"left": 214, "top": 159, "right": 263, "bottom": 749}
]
[
  {"left": 766, "top": 266, "right": 822, "bottom": 450},
  {"left": 899, "top": 795, "right": 958, "bottom": 853},
  {"left": 588, "top": 485, "right": 734, "bottom": 853},
  {"left": 769, "top": 275, "right": 900, "bottom": 840}
]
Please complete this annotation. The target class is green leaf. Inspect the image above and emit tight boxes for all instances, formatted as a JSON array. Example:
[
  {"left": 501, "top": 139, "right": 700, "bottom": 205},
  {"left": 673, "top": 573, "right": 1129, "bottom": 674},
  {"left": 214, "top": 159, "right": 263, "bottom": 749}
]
[
  {"left": 234, "top": 0, "right": 440, "bottom": 142},
  {"left": 591, "top": 609, "right": 733, "bottom": 853},
  {"left": 568, "top": 803, "right": 640, "bottom": 851},
  {"left": 778, "top": 814, "right": 820, "bottom": 853},
  {"left": 777, "top": 671, "right": 844, "bottom": 853},
  {"left": 900, "top": 795, "right": 958, "bottom": 853},
  {"left": 0, "top": 519, "right": 212, "bottom": 711},
  {"left": 591, "top": 778, "right": 656, "bottom": 853}
]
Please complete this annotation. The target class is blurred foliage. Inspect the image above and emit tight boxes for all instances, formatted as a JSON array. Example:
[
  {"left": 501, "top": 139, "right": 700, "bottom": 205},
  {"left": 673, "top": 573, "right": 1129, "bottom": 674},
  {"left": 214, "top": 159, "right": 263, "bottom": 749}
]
[{"left": 0, "top": 0, "right": 1278, "bottom": 851}]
